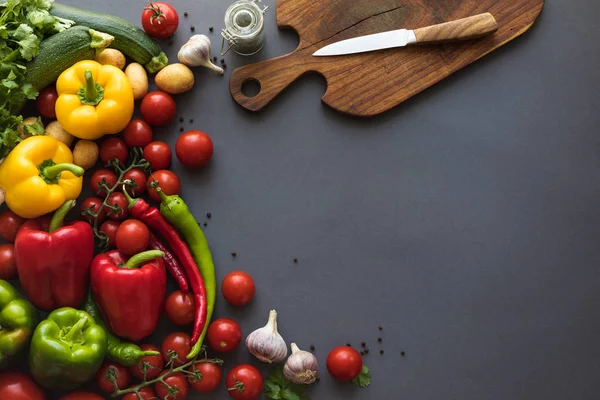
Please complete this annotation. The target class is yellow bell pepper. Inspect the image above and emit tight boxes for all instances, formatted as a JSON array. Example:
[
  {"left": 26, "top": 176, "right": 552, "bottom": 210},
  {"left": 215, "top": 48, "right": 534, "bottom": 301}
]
[
  {"left": 56, "top": 60, "right": 134, "bottom": 140},
  {"left": 0, "top": 136, "right": 84, "bottom": 219}
]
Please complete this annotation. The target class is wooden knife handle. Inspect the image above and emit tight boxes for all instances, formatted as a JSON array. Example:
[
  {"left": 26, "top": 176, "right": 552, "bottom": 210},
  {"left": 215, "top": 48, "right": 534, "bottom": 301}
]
[{"left": 413, "top": 13, "right": 498, "bottom": 43}]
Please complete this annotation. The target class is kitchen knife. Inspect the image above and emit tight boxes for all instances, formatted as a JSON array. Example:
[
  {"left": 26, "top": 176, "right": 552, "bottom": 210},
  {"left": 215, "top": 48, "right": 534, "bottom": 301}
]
[{"left": 313, "top": 13, "right": 498, "bottom": 57}]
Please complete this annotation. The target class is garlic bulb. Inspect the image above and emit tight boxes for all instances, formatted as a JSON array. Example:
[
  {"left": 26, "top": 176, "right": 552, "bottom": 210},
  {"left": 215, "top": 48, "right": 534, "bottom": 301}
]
[
  {"left": 284, "top": 343, "right": 319, "bottom": 385},
  {"left": 246, "top": 310, "right": 287, "bottom": 363},
  {"left": 177, "top": 34, "right": 224, "bottom": 75}
]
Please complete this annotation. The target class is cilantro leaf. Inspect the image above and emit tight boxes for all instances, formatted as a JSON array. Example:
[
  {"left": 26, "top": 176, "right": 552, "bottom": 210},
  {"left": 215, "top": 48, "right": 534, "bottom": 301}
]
[
  {"left": 264, "top": 367, "right": 310, "bottom": 400},
  {"left": 13, "top": 24, "right": 39, "bottom": 60},
  {"left": 352, "top": 365, "right": 372, "bottom": 388},
  {"left": 264, "top": 380, "right": 283, "bottom": 399}
]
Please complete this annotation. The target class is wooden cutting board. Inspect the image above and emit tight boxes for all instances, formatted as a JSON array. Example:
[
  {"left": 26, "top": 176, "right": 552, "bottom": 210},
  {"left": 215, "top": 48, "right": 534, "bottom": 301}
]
[{"left": 229, "top": 0, "right": 544, "bottom": 116}]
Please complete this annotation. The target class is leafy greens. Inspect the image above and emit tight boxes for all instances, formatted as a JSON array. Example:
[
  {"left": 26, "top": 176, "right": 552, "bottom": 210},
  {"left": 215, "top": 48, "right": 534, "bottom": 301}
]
[{"left": 0, "top": 0, "right": 73, "bottom": 158}]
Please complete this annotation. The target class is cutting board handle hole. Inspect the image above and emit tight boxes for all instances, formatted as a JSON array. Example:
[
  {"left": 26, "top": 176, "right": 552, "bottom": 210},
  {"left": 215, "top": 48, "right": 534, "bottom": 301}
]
[{"left": 241, "top": 78, "right": 262, "bottom": 98}]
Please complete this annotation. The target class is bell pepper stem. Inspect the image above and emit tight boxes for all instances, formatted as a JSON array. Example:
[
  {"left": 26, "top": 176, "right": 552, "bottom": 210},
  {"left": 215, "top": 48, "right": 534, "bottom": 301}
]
[
  {"left": 43, "top": 163, "right": 85, "bottom": 180},
  {"left": 122, "top": 250, "right": 164, "bottom": 269},
  {"left": 62, "top": 316, "right": 88, "bottom": 345},
  {"left": 78, "top": 70, "right": 105, "bottom": 106},
  {"left": 49, "top": 200, "right": 76, "bottom": 233}
]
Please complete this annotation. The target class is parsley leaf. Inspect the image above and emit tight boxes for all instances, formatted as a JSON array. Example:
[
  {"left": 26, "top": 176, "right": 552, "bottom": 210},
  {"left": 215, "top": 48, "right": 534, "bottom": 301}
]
[
  {"left": 352, "top": 365, "right": 372, "bottom": 388},
  {"left": 264, "top": 367, "right": 310, "bottom": 400}
]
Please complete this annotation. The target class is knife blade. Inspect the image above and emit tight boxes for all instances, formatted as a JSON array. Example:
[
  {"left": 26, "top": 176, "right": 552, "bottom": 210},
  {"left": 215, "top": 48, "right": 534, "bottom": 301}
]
[{"left": 313, "top": 12, "right": 498, "bottom": 57}]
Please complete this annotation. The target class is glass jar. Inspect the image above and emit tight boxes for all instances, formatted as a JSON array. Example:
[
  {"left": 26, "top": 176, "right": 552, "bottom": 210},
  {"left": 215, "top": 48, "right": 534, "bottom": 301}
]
[{"left": 221, "top": 0, "right": 269, "bottom": 56}]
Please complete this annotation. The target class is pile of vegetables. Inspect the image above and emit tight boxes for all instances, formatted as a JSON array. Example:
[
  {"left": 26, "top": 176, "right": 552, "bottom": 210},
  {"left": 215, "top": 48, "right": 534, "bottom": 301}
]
[{"left": 0, "top": 1, "right": 375, "bottom": 400}]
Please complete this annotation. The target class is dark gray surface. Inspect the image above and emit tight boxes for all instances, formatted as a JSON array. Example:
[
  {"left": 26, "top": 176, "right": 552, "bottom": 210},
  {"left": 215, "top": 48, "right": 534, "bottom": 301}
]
[{"left": 45, "top": 0, "right": 600, "bottom": 398}]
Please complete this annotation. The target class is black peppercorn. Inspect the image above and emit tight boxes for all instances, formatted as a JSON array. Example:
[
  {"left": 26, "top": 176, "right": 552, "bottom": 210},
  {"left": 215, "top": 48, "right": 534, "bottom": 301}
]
[
  {"left": 380, "top": 350, "right": 384, "bottom": 355},
  {"left": 346, "top": 343, "right": 351, "bottom": 347},
  {"left": 190, "top": 26, "right": 195, "bottom": 32},
  {"left": 231, "top": 252, "right": 237, "bottom": 257},
  {"left": 365, "top": 348, "right": 369, "bottom": 354},
  {"left": 209, "top": 26, "right": 214, "bottom": 32},
  {"left": 189, "top": 119, "right": 194, "bottom": 123},
  {"left": 184, "top": 12, "right": 188, "bottom": 17},
  {"left": 203, "top": 222, "right": 207, "bottom": 227},
  {"left": 378, "top": 325, "right": 383, "bottom": 330},
  {"left": 360, "top": 351, "right": 365, "bottom": 356},
  {"left": 213, "top": 56, "right": 217, "bottom": 62},
  {"left": 310, "top": 345, "right": 315, "bottom": 351},
  {"left": 207, "top": 212, "right": 212, "bottom": 218},
  {"left": 293, "top": 258, "right": 298, "bottom": 263},
  {"left": 220, "top": 58, "right": 225, "bottom": 64},
  {"left": 377, "top": 337, "right": 382, "bottom": 343},
  {"left": 401, "top": 351, "right": 406, "bottom": 356},
  {"left": 179, "top": 127, "right": 184, "bottom": 132},
  {"left": 361, "top": 341, "right": 366, "bottom": 347}
]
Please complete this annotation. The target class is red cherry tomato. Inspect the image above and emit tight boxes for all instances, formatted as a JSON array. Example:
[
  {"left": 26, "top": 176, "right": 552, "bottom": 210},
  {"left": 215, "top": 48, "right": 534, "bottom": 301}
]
[
  {"left": 226, "top": 364, "right": 263, "bottom": 400},
  {"left": 0, "top": 244, "right": 17, "bottom": 280},
  {"left": 90, "top": 169, "right": 118, "bottom": 196},
  {"left": 165, "top": 290, "right": 195, "bottom": 326},
  {"left": 221, "top": 271, "right": 256, "bottom": 307},
  {"left": 115, "top": 219, "right": 150, "bottom": 256},
  {"left": 123, "top": 168, "right": 148, "bottom": 197},
  {"left": 99, "top": 220, "right": 120, "bottom": 248},
  {"left": 36, "top": 86, "right": 58, "bottom": 119},
  {"left": 326, "top": 346, "right": 363, "bottom": 382},
  {"left": 0, "top": 371, "right": 45, "bottom": 400},
  {"left": 95, "top": 361, "right": 131, "bottom": 393},
  {"left": 129, "top": 344, "right": 164, "bottom": 380},
  {"left": 206, "top": 318, "right": 242, "bottom": 353},
  {"left": 80, "top": 197, "right": 107, "bottom": 223},
  {"left": 143, "top": 141, "right": 172, "bottom": 170},
  {"left": 161, "top": 332, "right": 192, "bottom": 367},
  {"left": 123, "top": 119, "right": 153, "bottom": 148},
  {"left": 176, "top": 130, "right": 214, "bottom": 169},
  {"left": 58, "top": 392, "right": 104, "bottom": 400},
  {"left": 122, "top": 386, "right": 156, "bottom": 400},
  {"left": 100, "top": 137, "right": 129, "bottom": 165},
  {"left": 106, "top": 192, "right": 129, "bottom": 221},
  {"left": 147, "top": 170, "right": 180, "bottom": 202},
  {"left": 140, "top": 92, "right": 176, "bottom": 127},
  {"left": 0, "top": 210, "right": 26, "bottom": 242},
  {"left": 141, "top": 2, "right": 179, "bottom": 39},
  {"left": 188, "top": 362, "right": 222, "bottom": 393},
  {"left": 155, "top": 371, "right": 189, "bottom": 400}
]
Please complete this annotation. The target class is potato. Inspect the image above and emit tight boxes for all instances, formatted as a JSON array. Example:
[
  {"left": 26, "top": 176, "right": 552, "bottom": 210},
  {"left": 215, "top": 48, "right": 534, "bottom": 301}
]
[
  {"left": 45, "top": 121, "right": 74, "bottom": 147},
  {"left": 17, "top": 117, "right": 44, "bottom": 139},
  {"left": 73, "top": 140, "right": 99, "bottom": 170},
  {"left": 125, "top": 62, "right": 149, "bottom": 100},
  {"left": 95, "top": 49, "right": 126, "bottom": 70},
  {"left": 155, "top": 63, "right": 195, "bottom": 94}
]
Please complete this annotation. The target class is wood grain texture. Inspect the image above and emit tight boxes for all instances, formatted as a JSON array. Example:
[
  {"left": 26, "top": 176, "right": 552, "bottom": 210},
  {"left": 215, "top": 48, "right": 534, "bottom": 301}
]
[
  {"left": 230, "top": 0, "right": 544, "bottom": 116},
  {"left": 414, "top": 13, "right": 498, "bottom": 43}
]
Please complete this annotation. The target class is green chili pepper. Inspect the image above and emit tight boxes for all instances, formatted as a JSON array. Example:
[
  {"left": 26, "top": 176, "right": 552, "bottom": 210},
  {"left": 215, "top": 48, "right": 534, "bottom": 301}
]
[
  {"left": 82, "top": 290, "right": 159, "bottom": 367},
  {"left": 158, "top": 190, "right": 216, "bottom": 359}
]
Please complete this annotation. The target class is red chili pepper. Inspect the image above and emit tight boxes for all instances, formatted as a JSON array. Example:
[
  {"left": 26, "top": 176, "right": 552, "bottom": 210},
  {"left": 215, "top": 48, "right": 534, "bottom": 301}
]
[
  {"left": 14, "top": 201, "right": 94, "bottom": 311},
  {"left": 123, "top": 190, "right": 207, "bottom": 344},
  {"left": 149, "top": 234, "right": 189, "bottom": 293},
  {"left": 91, "top": 249, "right": 166, "bottom": 342}
]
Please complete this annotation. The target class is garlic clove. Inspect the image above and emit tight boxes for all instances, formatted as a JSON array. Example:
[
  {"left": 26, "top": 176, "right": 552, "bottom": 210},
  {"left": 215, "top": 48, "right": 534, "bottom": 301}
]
[
  {"left": 283, "top": 343, "right": 319, "bottom": 385},
  {"left": 245, "top": 310, "right": 288, "bottom": 363},
  {"left": 178, "top": 34, "right": 224, "bottom": 75}
]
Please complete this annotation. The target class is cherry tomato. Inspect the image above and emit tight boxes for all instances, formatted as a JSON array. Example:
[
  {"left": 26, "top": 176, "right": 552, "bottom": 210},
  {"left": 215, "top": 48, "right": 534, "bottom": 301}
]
[
  {"left": 147, "top": 170, "right": 181, "bottom": 202},
  {"left": 90, "top": 169, "right": 118, "bottom": 197},
  {"left": 58, "top": 392, "right": 104, "bottom": 400},
  {"left": 36, "top": 86, "right": 58, "bottom": 119},
  {"left": 188, "top": 362, "right": 222, "bottom": 393},
  {"left": 0, "top": 371, "right": 44, "bottom": 400},
  {"left": 141, "top": 2, "right": 179, "bottom": 39},
  {"left": 80, "top": 197, "right": 107, "bottom": 223},
  {"left": 99, "top": 220, "right": 120, "bottom": 248},
  {"left": 326, "top": 346, "right": 363, "bottom": 382},
  {"left": 161, "top": 332, "right": 192, "bottom": 367},
  {"left": 176, "top": 130, "right": 214, "bottom": 169},
  {"left": 165, "top": 290, "right": 195, "bottom": 326},
  {"left": 155, "top": 371, "right": 189, "bottom": 400},
  {"left": 123, "top": 119, "right": 153, "bottom": 148},
  {"left": 129, "top": 344, "right": 163, "bottom": 380},
  {"left": 143, "top": 141, "right": 172, "bottom": 170},
  {"left": 226, "top": 364, "right": 263, "bottom": 400},
  {"left": 115, "top": 219, "right": 150, "bottom": 256},
  {"left": 123, "top": 168, "right": 148, "bottom": 197},
  {"left": 106, "top": 192, "right": 129, "bottom": 221},
  {"left": 140, "top": 92, "right": 176, "bottom": 127},
  {"left": 122, "top": 386, "right": 156, "bottom": 400},
  {"left": 221, "top": 271, "right": 256, "bottom": 307},
  {"left": 0, "top": 244, "right": 17, "bottom": 280},
  {"left": 206, "top": 318, "right": 242, "bottom": 353},
  {"left": 95, "top": 361, "right": 131, "bottom": 393},
  {"left": 0, "top": 210, "right": 26, "bottom": 242},
  {"left": 100, "top": 137, "right": 129, "bottom": 165}
]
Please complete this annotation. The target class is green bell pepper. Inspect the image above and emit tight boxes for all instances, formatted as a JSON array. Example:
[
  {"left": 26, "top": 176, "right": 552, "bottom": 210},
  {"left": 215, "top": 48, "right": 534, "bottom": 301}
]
[
  {"left": 29, "top": 307, "right": 107, "bottom": 390},
  {"left": 0, "top": 280, "right": 38, "bottom": 368}
]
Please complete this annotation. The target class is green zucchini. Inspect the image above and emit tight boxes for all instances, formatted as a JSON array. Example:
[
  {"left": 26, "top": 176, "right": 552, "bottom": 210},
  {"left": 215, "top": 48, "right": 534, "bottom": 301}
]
[
  {"left": 50, "top": 3, "right": 168, "bottom": 74},
  {"left": 14, "top": 26, "right": 113, "bottom": 114}
]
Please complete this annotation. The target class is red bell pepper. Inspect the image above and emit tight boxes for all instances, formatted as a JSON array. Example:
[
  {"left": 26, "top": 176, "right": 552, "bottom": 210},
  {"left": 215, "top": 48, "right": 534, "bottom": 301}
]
[
  {"left": 90, "top": 249, "right": 166, "bottom": 342},
  {"left": 15, "top": 200, "right": 94, "bottom": 311}
]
